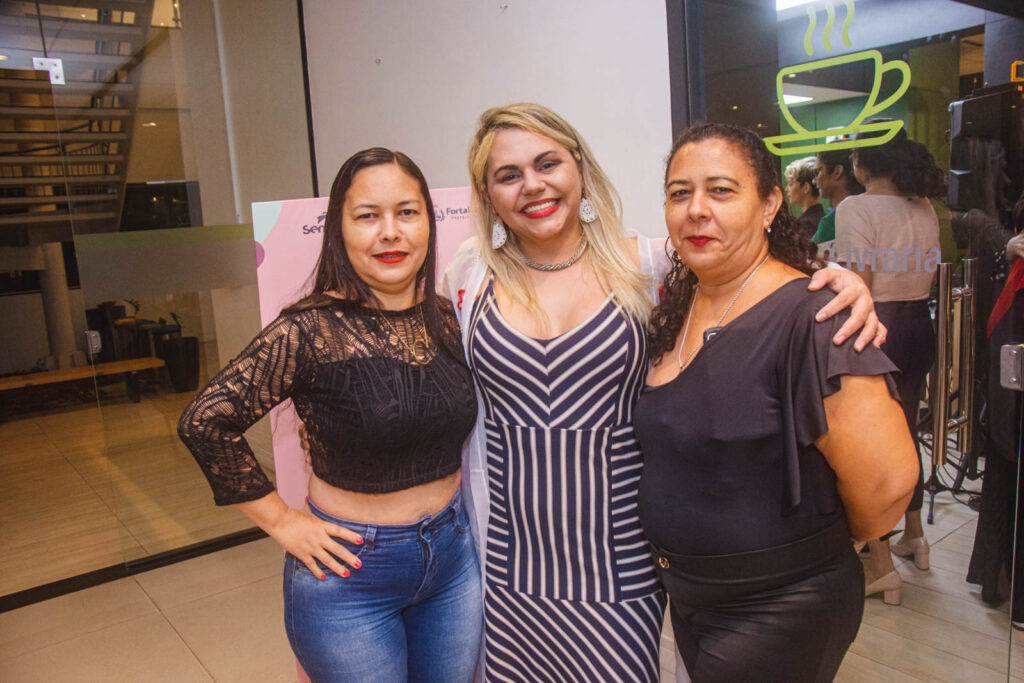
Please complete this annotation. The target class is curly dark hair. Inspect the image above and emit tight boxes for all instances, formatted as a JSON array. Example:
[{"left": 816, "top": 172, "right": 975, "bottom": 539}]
[
  {"left": 284, "top": 147, "right": 463, "bottom": 362},
  {"left": 817, "top": 148, "right": 865, "bottom": 196},
  {"left": 648, "top": 123, "right": 825, "bottom": 362},
  {"left": 853, "top": 120, "right": 946, "bottom": 198}
]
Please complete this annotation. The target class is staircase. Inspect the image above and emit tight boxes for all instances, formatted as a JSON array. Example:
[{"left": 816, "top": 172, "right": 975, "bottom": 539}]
[{"left": 0, "top": 0, "right": 155, "bottom": 243}]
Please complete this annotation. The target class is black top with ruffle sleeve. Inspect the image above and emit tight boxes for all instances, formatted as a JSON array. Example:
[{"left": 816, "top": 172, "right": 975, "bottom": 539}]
[{"left": 636, "top": 279, "right": 898, "bottom": 556}]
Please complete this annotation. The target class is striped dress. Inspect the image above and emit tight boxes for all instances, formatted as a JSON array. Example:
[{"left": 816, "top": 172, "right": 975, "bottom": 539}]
[{"left": 468, "top": 280, "right": 665, "bottom": 682}]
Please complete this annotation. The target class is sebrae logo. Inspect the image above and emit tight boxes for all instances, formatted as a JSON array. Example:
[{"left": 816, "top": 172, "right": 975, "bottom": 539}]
[{"left": 301, "top": 211, "right": 327, "bottom": 235}]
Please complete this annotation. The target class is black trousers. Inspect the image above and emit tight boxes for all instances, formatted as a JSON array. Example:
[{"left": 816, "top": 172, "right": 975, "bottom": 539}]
[
  {"left": 876, "top": 300, "right": 935, "bottom": 513},
  {"left": 655, "top": 522, "right": 864, "bottom": 683}
]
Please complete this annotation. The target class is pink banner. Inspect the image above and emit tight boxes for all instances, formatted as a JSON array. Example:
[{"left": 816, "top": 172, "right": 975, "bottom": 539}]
[{"left": 251, "top": 187, "right": 474, "bottom": 509}]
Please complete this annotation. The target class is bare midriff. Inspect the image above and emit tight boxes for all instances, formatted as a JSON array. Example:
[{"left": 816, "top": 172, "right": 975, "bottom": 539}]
[{"left": 307, "top": 469, "right": 461, "bottom": 524}]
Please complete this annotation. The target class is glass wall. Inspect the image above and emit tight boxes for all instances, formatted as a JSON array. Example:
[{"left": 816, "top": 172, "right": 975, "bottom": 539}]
[
  {"left": 0, "top": 0, "right": 309, "bottom": 603},
  {"left": 695, "top": 0, "right": 1024, "bottom": 678}
]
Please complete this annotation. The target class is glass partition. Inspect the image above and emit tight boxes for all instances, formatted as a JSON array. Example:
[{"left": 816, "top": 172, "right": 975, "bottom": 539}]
[{"left": 0, "top": 0, "right": 306, "bottom": 602}]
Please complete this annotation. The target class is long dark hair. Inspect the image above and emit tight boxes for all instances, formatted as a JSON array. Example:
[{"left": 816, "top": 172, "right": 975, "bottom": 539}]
[
  {"left": 648, "top": 123, "right": 824, "bottom": 361},
  {"left": 285, "top": 147, "right": 462, "bottom": 360},
  {"left": 817, "top": 148, "right": 864, "bottom": 196},
  {"left": 853, "top": 121, "right": 946, "bottom": 198}
]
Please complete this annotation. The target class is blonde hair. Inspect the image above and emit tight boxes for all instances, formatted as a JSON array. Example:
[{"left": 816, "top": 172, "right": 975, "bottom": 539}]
[
  {"left": 785, "top": 156, "right": 819, "bottom": 188},
  {"left": 467, "top": 103, "right": 651, "bottom": 329}
]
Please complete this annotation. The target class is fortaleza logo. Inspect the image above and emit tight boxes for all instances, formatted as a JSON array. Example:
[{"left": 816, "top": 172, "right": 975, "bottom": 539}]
[
  {"left": 841, "top": 244, "right": 941, "bottom": 273},
  {"left": 441, "top": 206, "right": 470, "bottom": 221},
  {"left": 301, "top": 212, "right": 327, "bottom": 235}
]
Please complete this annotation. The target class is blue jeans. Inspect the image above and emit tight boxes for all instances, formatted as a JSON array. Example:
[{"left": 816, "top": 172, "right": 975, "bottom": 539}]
[{"left": 283, "top": 489, "right": 482, "bottom": 682}]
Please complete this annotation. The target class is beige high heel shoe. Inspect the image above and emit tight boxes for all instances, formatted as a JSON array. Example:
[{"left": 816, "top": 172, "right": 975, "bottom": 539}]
[
  {"left": 890, "top": 534, "right": 930, "bottom": 570},
  {"left": 865, "top": 570, "right": 902, "bottom": 605}
]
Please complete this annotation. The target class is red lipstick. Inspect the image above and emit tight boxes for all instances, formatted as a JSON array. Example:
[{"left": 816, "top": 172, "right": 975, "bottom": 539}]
[
  {"left": 373, "top": 251, "right": 407, "bottom": 263},
  {"left": 686, "top": 236, "right": 712, "bottom": 246},
  {"left": 520, "top": 199, "right": 560, "bottom": 219}
]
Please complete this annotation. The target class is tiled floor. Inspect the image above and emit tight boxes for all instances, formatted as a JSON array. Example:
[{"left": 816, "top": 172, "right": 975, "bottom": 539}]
[
  {"left": 0, "top": 360, "right": 273, "bottom": 597},
  {"left": 2, "top": 370, "right": 1022, "bottom": 680},
  {"left": 2, "top": 493, "right": 1023, "bottom": 682},
  {"left": 0, "top": 537, "right": 296, "bottom": 683}
]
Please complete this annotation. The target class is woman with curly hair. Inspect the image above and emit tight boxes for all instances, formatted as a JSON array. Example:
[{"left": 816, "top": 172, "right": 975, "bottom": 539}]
[
  {"left": 636, "top": 123, "right": 918, "bottom": 682},
  {"left": 835, "top": 123, "right": 946, "bottom": 600}
]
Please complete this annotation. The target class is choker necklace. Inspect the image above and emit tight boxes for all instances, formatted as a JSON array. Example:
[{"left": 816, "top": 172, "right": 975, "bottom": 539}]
[
  {"left": 677, "top": 253, "right": 770, "bottom": 369},
  {"left": 521, "top": 236, "right": 588, "bottom": 272},
  {"left": 380, "top": 305, "right": 431, "bottom": 365}
]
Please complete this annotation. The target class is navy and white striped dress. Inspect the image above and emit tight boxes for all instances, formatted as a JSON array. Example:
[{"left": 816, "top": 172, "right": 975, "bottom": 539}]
[{"left": 468, "top": 279, "right": 665, "bottom": 682}]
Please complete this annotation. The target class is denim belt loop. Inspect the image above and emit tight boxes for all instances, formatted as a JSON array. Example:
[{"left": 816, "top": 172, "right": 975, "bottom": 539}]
[{"left": 362, "top": 524, "right": 377, "bottom": 551}]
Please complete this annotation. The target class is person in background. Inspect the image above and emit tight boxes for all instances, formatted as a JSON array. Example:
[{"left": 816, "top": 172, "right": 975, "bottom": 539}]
[
  {"left": 811, "top": 147, "right": 865, "bottom": 258},
  {"left": 973, "top": 194, "right": 1024, "bottom": 627},
  {"left": 833, "top": 123, "right": 946, "bottom": 605},
  {"left": 178, "top": 148, "right": 482, "bottom": 682},
  {"left": 638, "top": 122, "right": 917, "bottom": 682},
  {"left": 785, "top": 156, "right": 824, "bottom": 237},
  {"left": 958, "top": 135, "right": 1024, "bottom": 619}
]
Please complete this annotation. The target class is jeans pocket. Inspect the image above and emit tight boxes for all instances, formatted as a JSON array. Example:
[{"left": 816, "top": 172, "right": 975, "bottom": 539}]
[{"left": 288, "top": 537, "right": 369, "bottom": 578}]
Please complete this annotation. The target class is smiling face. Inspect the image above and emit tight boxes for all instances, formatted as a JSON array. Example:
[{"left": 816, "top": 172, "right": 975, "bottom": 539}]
[
  {"left": 664, "top": 138, "right": 782, "bottom": 284},
  {"left": 341, "top": 163, "right": 430, "bottom": 309},
  {"left": 483, "top": 127, "right": 584, "bottom": 251}
]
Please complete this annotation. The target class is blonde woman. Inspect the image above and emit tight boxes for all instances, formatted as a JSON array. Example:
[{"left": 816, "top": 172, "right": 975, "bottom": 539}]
[{"left": 442, "top": 103, "right": 882, "bottom": 681}]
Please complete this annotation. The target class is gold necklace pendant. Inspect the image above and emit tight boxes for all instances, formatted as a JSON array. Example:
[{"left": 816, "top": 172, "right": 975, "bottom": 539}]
[
  {"left": 411, "top": 338, "right": 430, "bottom": 364},
  {"left": 380, "top": 306, "right": 431, "bottom": 365}
]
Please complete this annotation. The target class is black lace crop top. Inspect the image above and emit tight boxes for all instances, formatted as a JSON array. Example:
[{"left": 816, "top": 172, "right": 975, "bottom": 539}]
[{"left": 177, "top": 299, "right": 477, "bottom": 505}]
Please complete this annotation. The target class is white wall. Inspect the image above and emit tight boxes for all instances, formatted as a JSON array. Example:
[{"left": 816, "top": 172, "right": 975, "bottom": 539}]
[
  {"left": 302, "top": 0, "right": 673, "bottom": 238},
  {"left": 212, "top": 0, "right": 314, "bottom": 220},
  {"left": 174, "top": 0, "right": 311, "bottom": 367},
  {"left": 0, "top": 290, "right": 86, "bottom": 375}
]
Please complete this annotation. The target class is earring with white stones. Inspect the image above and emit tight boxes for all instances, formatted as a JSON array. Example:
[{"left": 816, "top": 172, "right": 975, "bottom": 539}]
[
  {"left": 492, "top": 220, "right": 507, "bottom": 249},
  {"left": 579, "top": 196, "right": 596, "bottom": 224}
]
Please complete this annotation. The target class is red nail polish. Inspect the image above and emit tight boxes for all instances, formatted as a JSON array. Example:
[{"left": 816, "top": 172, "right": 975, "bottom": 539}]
[
  {"left": 353, "top": 559, "right": 362, "bottom": 569},
  {"left": 342, "top": 569, "right": 350, "bottom": 578},
  {"left": 319, "top": 573, "right": 326, "bottom": 581},
  {"left": 356, "top": 536, "right": 364, "bottom": 544}
]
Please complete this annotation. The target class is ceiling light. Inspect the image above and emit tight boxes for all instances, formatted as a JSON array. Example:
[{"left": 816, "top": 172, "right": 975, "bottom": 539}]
[
  {"left": 783, "top": 94, "right": 814, "bottom": 105},
  {"left": 142, "top": 121, "right": 157, "bottom": 127},
  {"left": 776, "top": 0, "right": 817, "bottom": 10},
  {"left": 0, "top": 55, "right": 8, "bottom": 61}
]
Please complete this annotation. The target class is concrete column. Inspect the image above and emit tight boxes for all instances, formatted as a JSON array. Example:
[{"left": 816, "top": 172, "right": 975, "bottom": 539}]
[{"left": 39, "top": 242, "right": 85, "bottom": 368}]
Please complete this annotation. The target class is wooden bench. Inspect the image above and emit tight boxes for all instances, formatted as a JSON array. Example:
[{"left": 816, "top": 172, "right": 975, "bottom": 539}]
[{"left": 0, "top": 357, "right": 167, "bottom": 402}]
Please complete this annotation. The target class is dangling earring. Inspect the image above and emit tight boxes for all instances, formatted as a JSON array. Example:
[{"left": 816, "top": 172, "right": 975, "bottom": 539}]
[
  {"left": 491, "top": 220, "right": 507, "bottom": 249},
  {"left": 579, "top": 196, "right": 596, "bottom": 224}
]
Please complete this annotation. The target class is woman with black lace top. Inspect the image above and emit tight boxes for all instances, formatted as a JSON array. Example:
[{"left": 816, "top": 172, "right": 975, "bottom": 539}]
[{"left": 178, "top": 148, "right": 482, "bottom": 682}]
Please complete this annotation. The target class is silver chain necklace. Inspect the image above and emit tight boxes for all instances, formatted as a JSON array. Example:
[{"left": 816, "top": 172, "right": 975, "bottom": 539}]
[
  {"left": 677, "top": 253, "right": 770, "bottom": 369},
  {"left": 521, "top": 237, "right": 588, "bottom": 272}
]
